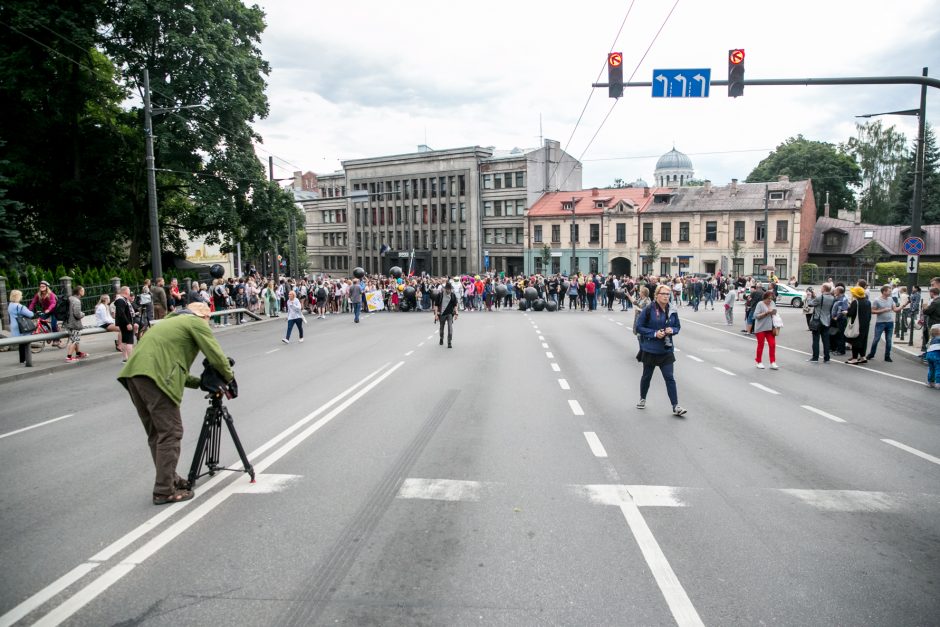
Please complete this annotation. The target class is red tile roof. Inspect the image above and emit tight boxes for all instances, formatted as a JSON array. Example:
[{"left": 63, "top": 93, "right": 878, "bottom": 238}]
[{"left": 527, "top": 187, "right": 665, "bottom": 217}]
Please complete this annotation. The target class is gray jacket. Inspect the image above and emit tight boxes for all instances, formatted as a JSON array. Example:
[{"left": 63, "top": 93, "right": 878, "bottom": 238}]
[
  {"left": 64, "top": 296, "right": 84, "bottom": 331},
  {"left": 809, "top": 293, "right": 835, "bottom": 327}
]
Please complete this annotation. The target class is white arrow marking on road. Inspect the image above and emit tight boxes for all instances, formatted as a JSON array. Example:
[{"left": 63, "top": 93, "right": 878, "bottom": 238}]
[
  {"left": 568, "top": 400, "right": 584, "bottom": 415},
  {"left": 687, "top": 355, "right": 704, "bottom": 362},
  {"left": 674, "top": 74, "right": 687, "bottom": 97},
  {"left": 713, "top": 367, "right": 736, "bottom": 376},
  {"left": 0, "top": 414, "right": 75, "bottom": 440},
  {"left": 800, "top": 405, "right": 846, "bottom": 423},
  {"left": 693, "top": 73, "right": 706, "bottom": 96},
  {"left": 749, "top": 382, "right": 780, "bottom": 395},
  {"left": 656, "top": 74, "right": 668, "bottom": 95},
  {"left": 583, "top": 432, "right": 608, "bottom": 458},
  {"left": 558, "top": 378, "right": 570, "bottom": 390},
  {"left": 881, "top": 439, "right": 940, "bottom": 467}
]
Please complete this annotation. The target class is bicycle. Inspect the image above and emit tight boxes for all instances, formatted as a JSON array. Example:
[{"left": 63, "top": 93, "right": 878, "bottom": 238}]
[{"left": 29, "top": 316, "right": 62, "bottom": 354}]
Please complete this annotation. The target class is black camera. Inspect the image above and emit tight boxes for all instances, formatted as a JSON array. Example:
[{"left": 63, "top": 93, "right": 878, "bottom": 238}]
[{"left": 199, "top": 357, "right": 237, "bottom": 399}]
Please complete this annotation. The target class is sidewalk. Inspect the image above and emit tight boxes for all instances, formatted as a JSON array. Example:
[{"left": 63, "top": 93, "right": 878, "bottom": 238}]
[{"left": 0, "top": 315, "right": 275, "bottom": 386}]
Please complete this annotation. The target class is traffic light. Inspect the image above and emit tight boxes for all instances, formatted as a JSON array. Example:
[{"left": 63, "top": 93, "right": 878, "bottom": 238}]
[
  {"left": 608, "top": 52, "right": 624, "bottom": 98},
  {"left": 728, "top": 49, "right": 745, "bottom": 97}
]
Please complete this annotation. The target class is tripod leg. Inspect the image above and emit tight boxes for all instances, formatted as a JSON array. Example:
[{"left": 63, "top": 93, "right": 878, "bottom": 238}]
[
  {"left": 188, "top": 409, "right": 214, "bottom": 487},
  {"left": 221, "top": 407, "right": 256, "bottom": 482}
]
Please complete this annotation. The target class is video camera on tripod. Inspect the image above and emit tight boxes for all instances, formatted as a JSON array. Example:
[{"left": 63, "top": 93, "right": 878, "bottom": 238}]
[{"left": 188, "top": 357, "right": 255, "bottom": 487}]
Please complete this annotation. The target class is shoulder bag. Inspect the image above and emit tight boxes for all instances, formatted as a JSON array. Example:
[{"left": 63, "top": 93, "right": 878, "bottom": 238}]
[
  {"left": 844, "top": 314, "right": 860, "bottom": 339},
  {"left": 808, "top": 308, "right": 821, "bottom": 332},
  {"left": 17, "top": 306, "right": 38, "bottom": 334}
]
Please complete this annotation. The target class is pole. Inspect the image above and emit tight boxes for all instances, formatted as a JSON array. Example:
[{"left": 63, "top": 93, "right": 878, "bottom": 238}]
[
  {"left": 143, "top": 69, "right": 162, "bottom": 281},
  {"left": 909, "top": 66, "right": 928, "bottom": 346},
  {"left": 289, "top": 211, "right": 298, "bottom": 278},
  {"left": 571, "top": 197, "right": 577, "bottom": 275},
  {"left": 270, "top": 157, "right": 279, "bottom": 283},
  {"left": 763, "top": 185, "right": 770, "bottom": 278},
  {"left": 236, "top": 242, "right": 242, "bottom": 278}
]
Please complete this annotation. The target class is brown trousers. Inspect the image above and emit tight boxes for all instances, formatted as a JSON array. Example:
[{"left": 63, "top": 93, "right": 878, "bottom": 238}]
[{"left": 125, "top": 376, "right": 184, "bottom": 497}]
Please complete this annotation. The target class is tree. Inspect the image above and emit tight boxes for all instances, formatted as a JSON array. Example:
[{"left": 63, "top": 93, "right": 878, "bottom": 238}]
[
  {"left": 856, "top": 239, "right": 886, "bottom": 265},
  {"left": 644, "top": 239, "right": 661, "bottom": 261},
  {"left": 540, "top": 244, "right": 552, "bottom": 271},
  {"left": 842, "top": 121, "right": 908, "bottom": 224},
  {"left": 0, "top": 151, "right": 23, "bottom": 269},
  {"left": 890, "top": 125, "right": 940, "bottom": 225},
  {"left": 731, "top": 239, "right": 743, "bottom": 264},
  {"left": 609, "top": 178, "right": 627, "bottom": 189},
  {"left": 746, "top": 135, "right": 861, "bottom": 216}
]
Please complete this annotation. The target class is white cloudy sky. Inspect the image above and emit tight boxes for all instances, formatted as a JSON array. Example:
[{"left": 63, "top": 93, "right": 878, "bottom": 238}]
[{"left": 251, "top": 0, "right": 940, "bottom": 191}]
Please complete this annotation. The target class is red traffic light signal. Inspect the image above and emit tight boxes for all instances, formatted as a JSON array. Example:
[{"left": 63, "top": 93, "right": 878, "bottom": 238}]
[
  {"left": 728, "top": 48, "right": 745, "bottom": 97},
  {"left": 608, "top": 52, "right": 624, "bottom": 98}
]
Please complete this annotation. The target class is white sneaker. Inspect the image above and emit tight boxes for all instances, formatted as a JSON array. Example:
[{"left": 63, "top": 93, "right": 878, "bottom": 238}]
[
  {"left": 636, "top": 399, "right": 646, "bottom": 409},
  {"left": 673, "top": 405, "right": 688, "bottom": 417},
  {"left": 770, "top": 362, "right": 779, "bottom": 370},
  {"left": 282, "top": 338, "right": 289, "bottom": 344},
  {"left": 299, "top": 338, "right": 304, "bottom": 343},
  {"left": 756, "top": 362, "right": 765, "bottom": 369}
]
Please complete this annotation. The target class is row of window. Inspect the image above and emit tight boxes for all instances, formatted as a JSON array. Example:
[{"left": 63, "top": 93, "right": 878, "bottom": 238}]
[
  {"left": 483, "top": 199, "right": 525, "bottom": 217},
  {"left": 532, "top": 223, "right": 602, "bottom": 244},
  {"left": 356, "top": 256, "right": 468, "bottom": 277},
  {"left": 533, "top": 257, "right": 600, "bottom": 275},
  {"left": 320, "top": 209, "right": 347, "bottom": 224},
  {"left": 639, "top": 258, "right": 788, "bottom": 277},
  {"left": 316, "top": 232, "right": 348, "bottom": 248},
  {"left": 482, "top": 171, "right": 525, "bottom": 190},
  {"left": 483, "top": 228, "right": 526, "bottom": 246},
  {"left": 641, "top": 220, "right": 789, "bottom": 243},
  {"left": 354, "top": 229, "right": 469, "bottom": 251},
  {"left": 352, "top": 175, "right": 467, "bottom": 201},
  {"left": 319, "top": 185, "right": 346, "bottom": 198},
  {"left": 322, "top": 255, "right": 349, "bottom": 271},
  {"left": 355, "top": 203, "right": 468, "bottom": 227}
]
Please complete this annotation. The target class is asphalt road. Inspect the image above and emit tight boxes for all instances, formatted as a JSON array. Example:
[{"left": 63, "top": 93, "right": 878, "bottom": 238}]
[{"left": 0, "top": 302, "right": 937, "bottom": 626}]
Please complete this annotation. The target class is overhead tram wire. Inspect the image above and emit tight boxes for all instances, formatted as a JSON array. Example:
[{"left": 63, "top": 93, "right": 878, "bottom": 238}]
[
  {"left": 584, "top": 148, "right": 774, "bottom": 162},
  {"left": 545, "top": 0, "right": 638, "bottom": 187},
  {"left": 556, "top": 0, "right": 681, "bottom": 191}
]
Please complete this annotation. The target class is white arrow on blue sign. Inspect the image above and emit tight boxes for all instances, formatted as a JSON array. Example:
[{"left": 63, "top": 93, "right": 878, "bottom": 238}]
[{"left": 652, "top": 69, "right": 711, "bottom": 98}]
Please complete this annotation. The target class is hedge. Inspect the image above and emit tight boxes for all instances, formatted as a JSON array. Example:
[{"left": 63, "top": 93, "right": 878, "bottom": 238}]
[
  {"left": 0, "top": 264, "right": 198, "bottom": 291},
  {"left": 799, "top": 263, "right": 819, "bottom": 284},
  {"left": 874, "top": 261, "right": 940, "bottom": 286}
]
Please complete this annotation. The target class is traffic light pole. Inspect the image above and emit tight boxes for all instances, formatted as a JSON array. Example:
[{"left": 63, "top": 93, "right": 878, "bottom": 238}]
[
  {"left": 593, "top": 75, "right": 940, "bottom": 91},
  {"left": 909, "top": 67, "right": 928, "bottom": 346}
]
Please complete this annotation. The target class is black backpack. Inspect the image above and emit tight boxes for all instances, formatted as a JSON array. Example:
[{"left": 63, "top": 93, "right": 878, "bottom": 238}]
[{"left": 55, "top": 292, "right": 70, "bottom": 320}]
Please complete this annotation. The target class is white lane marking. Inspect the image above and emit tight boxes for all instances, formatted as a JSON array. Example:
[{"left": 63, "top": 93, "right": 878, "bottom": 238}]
[
  {"left": 231, "top": 473, "right": 301, "bottom": 494},
  {"left": 713, "top": 367, "right": 736, "bottom": 376},
  {"left": 881, "top": 439, "right": 940, "bottom": 467},
  {"left": 780, "top": 489, "right": 898, "bottom": 512},
  {"left": 682, "top": 317, "right": 928, "bottom": 387},
  {"left": 533, "top": 327, "right": 540, "bottom": 331},
  {"left": 558, "top": 378, "right": 570, "bottom": 390},
  {"left": 800, "top": 405, "right": 846, "bottom": 423},
  {"left": 538, "top": 335, "right": 545, "bottom": 340},
  {"left": 749, "top": 382, "right": 780, "bottom": 395},
  {"left": 418, "top": 342, "right": 424, "bottom": 347},
  {"left": 616, "top": 322, "right": 624, "bottom": 326},
  {"left": 264, "top": 348, "right": 280, "bottom": 354},
  {"left": 0, "top": 414, "right": 75, "bottom": 441},
  {"left": 583, "top": 432, "right": 608, "bottom": 457},
  {"left": 686, "top": 355, "right": 704, "bottom": 363},
  {"left": 568, "top": 400, "right": 584, "bottom": 415},
  {"left": 33, "top": 363, "right": 403, "bottom": 626},
  {"left": 427, "top": 335, "right": 434, "bottom": 340},
  {"left": 619, "top": 502, "right": 704, "bottom": 626},
  {"left": 546, "top": 351, "right": 554, "bottom": 359},
  {"left": 541, "top": 342, "right": 549, "bottom": 348},
  {"left": 577, "top": 484, "right": 687, "bottom": 508},
  {"left": 405, "top": 350, "right": 414, "bottom": 356},
  {"left": 0, "top": 563, "right": 98, "bottom": 627},
  {"left": 551, "top": 363, "right": 561, "bottom": 372},
  {"left": 397, "top": 478, "right": 482, "bottom": 502}
]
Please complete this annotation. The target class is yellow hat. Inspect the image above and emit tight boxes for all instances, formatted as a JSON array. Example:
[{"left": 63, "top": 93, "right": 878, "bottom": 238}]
[
  {"left": 849, "top": 286, "right": 866, "bottom": 299},
  {"left": 187, "top": 302, "right": 211, "bottom": 318}
]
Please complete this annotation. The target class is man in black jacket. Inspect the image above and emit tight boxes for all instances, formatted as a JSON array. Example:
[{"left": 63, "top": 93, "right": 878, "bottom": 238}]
[
  {"left": 434, "top": 282, "right": 459, "bottom": 348},
  {"left": 114, "top": 286, "right": 137, "bottom": 362}
]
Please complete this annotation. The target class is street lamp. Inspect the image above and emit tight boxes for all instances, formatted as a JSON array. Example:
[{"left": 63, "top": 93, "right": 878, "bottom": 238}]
[
  {"left": 564, "top": 196, "right": 578, "bottom": 275},
  {"left": 856, "top": 66, "right": 928, "bottom": 346}
]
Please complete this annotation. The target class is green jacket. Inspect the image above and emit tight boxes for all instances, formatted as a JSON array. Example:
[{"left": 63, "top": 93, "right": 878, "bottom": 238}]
[{"left": 118, "top": 312, "right": 234, "bottom": 406}]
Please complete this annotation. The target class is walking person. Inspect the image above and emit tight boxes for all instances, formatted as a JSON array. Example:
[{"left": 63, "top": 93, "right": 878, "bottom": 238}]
[
  {"left": 136, "top": 285, "right": 154, "bottom": 338},
  {"left": 753, "top": 290, "right": 779, "bottom": 369},
  {"left": 64, "top": 286, "right": 87, "bottom": 362},
  {"left": 8, "top": 290, "right": 35, "bottom": 366},
  {"left": 845, "top": 286, "right": 872, "bottom": 364},
  {"left": 830, "top": 286, "right": 849, "bottom": 356},
  {"left": 723, "top": 286, "right": 736, "bottom": 325},
  {"left": 925, "top": 324, "right": 940, "bottom": 387},
  {"left": 349, "top": 278, "right": 363, "bottom": 323},
  {"left": 807, "top": 283, "right": 835, "bottom": 363},
  {"left": 635, "top": 285, "right": 686, "bottom": 416},
  {"left": 114, "top": 286, "right": 137, "bottom": 362},
  {"left": 631, "top": 285, "right": 651, "bottom": 339},
  {"left": 152, "top": 278, "right": 168, "bottom": 320},
  {"left": 867, "top": 285, "right": 901, "bottom": 362},
  {"left": 282, "top": 290, "right": 305, "bottom": 343},
  {"left": 433, "top": 281, "right": 459, "bottom": 348}
]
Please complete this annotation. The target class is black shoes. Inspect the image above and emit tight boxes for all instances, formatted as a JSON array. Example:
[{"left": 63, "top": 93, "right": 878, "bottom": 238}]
[{"left": 439, "top": 338, "right": 443, "bottom": 346}]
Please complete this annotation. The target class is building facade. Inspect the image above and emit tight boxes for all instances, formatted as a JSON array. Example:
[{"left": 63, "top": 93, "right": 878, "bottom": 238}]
[
  {"left": 653, "top": 147, "right": 695, "bottom": 188},
  {"left": 302, "top": 171, "right": 348, "bottom": 275}
]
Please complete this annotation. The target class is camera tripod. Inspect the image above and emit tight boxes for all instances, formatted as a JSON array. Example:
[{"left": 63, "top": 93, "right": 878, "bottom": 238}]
[{"left": 187, "top": 392, "right": 256, "bottom": 487}]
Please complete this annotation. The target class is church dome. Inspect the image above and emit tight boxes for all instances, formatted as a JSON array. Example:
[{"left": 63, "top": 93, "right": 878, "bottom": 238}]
[{"left": 655, "top": 148, "right": 693, "bottom": 170}]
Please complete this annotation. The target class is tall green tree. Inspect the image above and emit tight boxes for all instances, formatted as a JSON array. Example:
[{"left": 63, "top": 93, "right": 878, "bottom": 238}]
[
  {"left": 0, "top": 151, "right": 23, "bottom": 269},
  {"left": 746, "top": 136, "right": 861, "bottom": 216},
  {"left": 842, "top": 120, "right": 908, "bottom": 224},
  {"left": 890, "top": 125, "right": 940, "bottom": 225}
]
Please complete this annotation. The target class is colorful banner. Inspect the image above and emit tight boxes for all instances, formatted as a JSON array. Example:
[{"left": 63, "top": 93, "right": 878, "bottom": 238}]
[{"left": 365, "top": 290, "right": 385, "bottom": 312}]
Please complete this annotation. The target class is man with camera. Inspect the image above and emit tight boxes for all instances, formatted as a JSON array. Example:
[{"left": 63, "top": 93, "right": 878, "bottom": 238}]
[{"left": 118, "top": 301, "right": 235, "bottom": 505}]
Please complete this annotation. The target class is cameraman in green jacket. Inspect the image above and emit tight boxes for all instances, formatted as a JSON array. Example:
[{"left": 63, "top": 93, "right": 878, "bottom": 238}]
[{"left": 118, "top": 301, "right": 234, "bottom": 505}]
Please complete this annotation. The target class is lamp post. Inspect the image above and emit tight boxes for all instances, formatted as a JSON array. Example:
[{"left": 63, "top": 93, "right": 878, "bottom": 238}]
[
  {"left": 565, "top": 196, "right": 577, "bottom": 275},
  {"left": 857, "top": 66, "right": 928, "bottom": 346}
]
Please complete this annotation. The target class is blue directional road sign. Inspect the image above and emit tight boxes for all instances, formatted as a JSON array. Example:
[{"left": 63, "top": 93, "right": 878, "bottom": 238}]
[
  {"left": 652, "top": 69, "right": 711, "bottom": 98},
  {"left": 902, "top": 236, "right": 925, "bottom": 255}
]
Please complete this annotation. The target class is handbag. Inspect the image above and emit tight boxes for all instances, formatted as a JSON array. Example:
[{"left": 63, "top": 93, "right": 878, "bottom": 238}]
[
  {"left": 808, "top": 310, "right": 821, "bottom": 332},
  {"left": 845, "top": 315, "right": 860, "bottom": 339},
  {"left": 17, "top": 311, "right": 38, "bottom": 334}
]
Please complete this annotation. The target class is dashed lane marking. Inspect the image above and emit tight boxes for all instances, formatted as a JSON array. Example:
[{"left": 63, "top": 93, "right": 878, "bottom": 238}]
[
  {"left": 687, "top": 355, "right": 704, "bottom": 363},
  {"left": 800, "top": 405, "right": 846, "bottom": 423},
  {"left": 551, "top": 363, "right": 561, "bottom": 372},
  {"left": 713, "top": 367, "right": 736, "bottom": 376},
  {"left": 546, "top": 352, "right": 554, "bottom": 359},
  {"left": 558, "top": 379, "right": 570, "bottom": 390},
  {"left": 568, "top": 400, "right": 584, "bottom": 415},
  {"left": 541, "top": 342, "right": 549, "bottom": 348},
  {"left": 418, "top": 342, "right": 424, "bottom": 347},
  {"left": 538, "top": 335, "right": 545, "bottom": 341},
  {"left": 0, "top": 414, "right": 75, "bottom": 441},
  {"left": 405, "top": 351, "right": 414, "bottom": 356},
  {"left": 881, "top": 439, "right": 940, "bottom": 467},
  {"left": 583, "top": 432, "right": 608, "bottom": 457},
  {"left": 749, "top": 382, "right": 780, "bottom": 395},
  {"left": 265, "top": 349, "right": 280, "bottom": 354}
]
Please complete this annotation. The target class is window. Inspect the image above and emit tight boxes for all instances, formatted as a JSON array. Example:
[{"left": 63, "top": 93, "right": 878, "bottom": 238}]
[
  {"left": 643, "top": 259, "right": 653, "bottom": 275},
  {"left": 562, "top": 201, "right": 573, "bottom": 210},
  {"left": 660, "top": 258, "right": 671, "bottom": 276},
  {"left": 679, "top": 222, "right": 690, "bottom": 242},
  {"left": 458, "top": 175, "right": 466, "bottom": 195},
  {"left": 589, "top": 257, "right": 599, "bottom": 273},
  {"left": 494, "top": 200, "right": 502, "bottom": 217},
  {"left": 460, "top": 203, "right": 467, "bottom": 222},
  {"left": 775, "top": 259, "right": 787, "bottom": 278},
  {"left": 534, "top": 258, "right": 543, "bottom": 275},
  {"left": 494, "top": 175, "right": 503, "bottom": 189},
  {"left": 589, "top": 224, "right": 599, "bottom": 243},
  {"left": 642, "top": 222, "right": 653, "bottom": 242},
  {"left": 461, "top": 229, "right": 467, "bottom": 248},
  {"left": 732, "top": 258, "right": 744, "bottom": 277},
  {"left": 824, "top": 231, "right": 841, "bottom": 246},
  {"left": 483, "top": 174, "right": 493, "bottom": 190},
  {"left": 533, "top": 225, "right": 543, "bottom": 243},
  {"left": 776, "top": 220, "right": 788, "bottom": 242},
  {"left": 733, "top": 220, "right": 745, "bottom": 241},
  {"left": 515, "top": 171, "right": 525, "bottom": 188},
  {"left": 496, "top": 229, "right": 505, "bottom": 244},
  {"left": 678, "top": 258, "right": 690, "bottom": 274},
  {"left": 570, "top": 224, "right": 579, "bottom": 242},
  {"left": 504, "top": 173, "right": 513, "bottom": 188},
  {"left": 483, "top": 201, "right": 493, "bottom": 217},
  {"left": 863, "top": 230, "right": 874, "bottom": 239},
  {"left": 755, "top": 220, "right": 766, "bottom": 242},
  {"left": 551, "top": 224, "right": 561, "bottom": 242},
  {"left": 616, "top": 223, "right": 626, "bottom": 243},
  {"left": 517, "top": 228, "right": 524, "bottom": 244},
  {"left": 705, "top": 221, "right": 717, "bottom": 242},
  {"left": 552, "top": 257, "right": 560, "bottom": 274},
  {"left": 752, "top": 258, "right": 766, "bottom": 275},
  {"left": 769, "top": 191, "right": 785, "bottom": 200},
  {"left": 484, "top": 229, "right": 493, "bottom": 245},
  {"left": 595, "top": 201, "right": 605, "bottom": 209},
  {"left": 517, "top": 200, "right": 526, "bottom": 216},
  {"left": 661, "top": 223, "right": 672, "bottom": 242}
]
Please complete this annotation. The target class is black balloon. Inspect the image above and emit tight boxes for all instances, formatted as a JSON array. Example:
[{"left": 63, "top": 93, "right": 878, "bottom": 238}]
[
  {"left": 545, "top": 300, "right": 558, "bottom": 312},
  {"left": 614, "top": 289, "right": 625, "bottom": 298},
  {"left": 518, "top": 300, "right": 528, "bottom": 311},
  {"left": 562, "top": 281, "right": 570, "bottom": 292},
  {"left": 209, "top": 264, "right": 225, "bottom": 279},
  {"left": 389, "top": 266, "right": 403, "bottom": 278},
  {"left": 495, "top": 284, "right": 508, "bottom": 298},
  {"left": 532, "top": 298, "right": 546, "bottom": 311},
  {"left": 404, "top": 286, "right": 416, "bottom": 297},
  {"left": 524, "top": 287, "right": 538, "bottom": 301},
  {"left": 353, "top": 267, "right": 365, "bottom": 279}
]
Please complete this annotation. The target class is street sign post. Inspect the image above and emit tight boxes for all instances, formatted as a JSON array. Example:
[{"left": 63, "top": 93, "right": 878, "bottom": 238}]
[
  {"left": 652, "top": 69, "right": 711, "bottom": 98},
  {"left": 907, "top": 254, "right": 919, "bottom": 274},
  {"left": 902, "top": 236, "right": 925, "bottom": 255}
]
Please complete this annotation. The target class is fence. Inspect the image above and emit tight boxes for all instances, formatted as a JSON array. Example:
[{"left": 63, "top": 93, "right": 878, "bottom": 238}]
[{"left": 800, "top": 265, "right": 875, "bottom": 286}]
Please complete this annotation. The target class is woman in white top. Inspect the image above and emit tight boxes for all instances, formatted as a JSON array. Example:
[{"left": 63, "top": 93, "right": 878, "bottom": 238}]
[
  {"left": 95, "top": 294, "right": 121, "bottom": 351},
  {"left": 282, "top": 290, "right": 305, "bottom": 344}
]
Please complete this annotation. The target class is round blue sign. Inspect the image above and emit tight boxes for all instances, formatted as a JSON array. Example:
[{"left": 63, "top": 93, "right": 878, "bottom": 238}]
[{"left": 902, "top": 237, "right": 925, "bottom": 255}]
